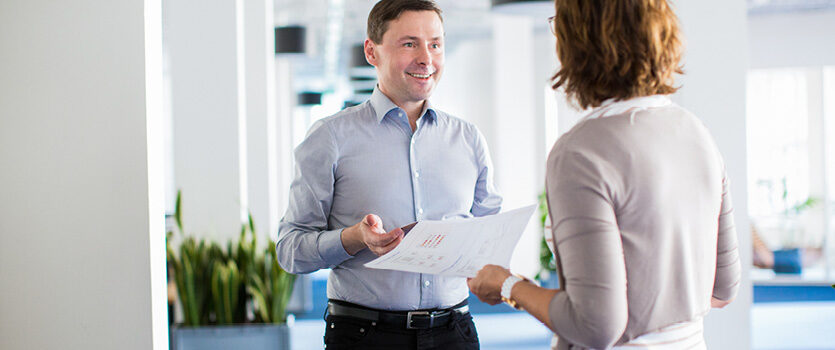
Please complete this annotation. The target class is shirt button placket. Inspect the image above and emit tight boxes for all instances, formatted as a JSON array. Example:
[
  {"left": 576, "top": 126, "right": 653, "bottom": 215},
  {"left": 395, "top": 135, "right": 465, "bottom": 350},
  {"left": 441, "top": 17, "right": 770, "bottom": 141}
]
[
  {"left": 410, "top": 132, "right": 428, "bottom": 308},
  {"left": 421, "top": 277, "right": 432, "bottom": 307},
  {"left": 410, "top": 136, "right": 422, "bottom": 221}
]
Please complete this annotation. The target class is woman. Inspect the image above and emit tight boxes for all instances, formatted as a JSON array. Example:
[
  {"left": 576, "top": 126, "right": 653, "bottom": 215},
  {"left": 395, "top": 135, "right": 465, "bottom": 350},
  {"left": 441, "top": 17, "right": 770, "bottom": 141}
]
[{"left": 467, "top": 1, "right": 741, "bottom": 349}]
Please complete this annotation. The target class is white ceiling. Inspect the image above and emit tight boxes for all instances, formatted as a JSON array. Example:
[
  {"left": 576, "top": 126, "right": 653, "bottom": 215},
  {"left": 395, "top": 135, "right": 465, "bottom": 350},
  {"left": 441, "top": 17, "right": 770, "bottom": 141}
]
[
  {"left": 275, "top": 0, "right": 835, "bottom": 92},
  {"left": 748, "top": 0, "right": 835, "bottom": 14},
  {"left": 274, "top": 0, "right": 497, "bottom": 46}
]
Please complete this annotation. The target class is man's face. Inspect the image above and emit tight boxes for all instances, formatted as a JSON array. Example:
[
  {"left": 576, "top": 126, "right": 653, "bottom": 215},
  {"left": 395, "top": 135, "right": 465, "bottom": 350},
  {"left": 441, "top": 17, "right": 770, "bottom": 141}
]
[{"left": 365, "top": 10, "right": 445, "bottom": 105}]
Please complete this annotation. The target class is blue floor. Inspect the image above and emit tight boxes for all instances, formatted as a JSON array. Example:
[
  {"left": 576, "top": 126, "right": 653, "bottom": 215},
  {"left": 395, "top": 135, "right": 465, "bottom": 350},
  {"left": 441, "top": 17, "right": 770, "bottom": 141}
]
[
  {"left": 288, "top": 279, "right": 835, "bottom": 350},
  {"left": 289, "top": 302, "right": 835, "bottom": 350}
]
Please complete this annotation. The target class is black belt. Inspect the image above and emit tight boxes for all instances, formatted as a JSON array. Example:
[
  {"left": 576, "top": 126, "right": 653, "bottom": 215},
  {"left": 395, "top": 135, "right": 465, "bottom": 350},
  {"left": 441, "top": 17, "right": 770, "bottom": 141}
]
[{"left": 326, "top": 300, "right": 469, "bottom": 330}]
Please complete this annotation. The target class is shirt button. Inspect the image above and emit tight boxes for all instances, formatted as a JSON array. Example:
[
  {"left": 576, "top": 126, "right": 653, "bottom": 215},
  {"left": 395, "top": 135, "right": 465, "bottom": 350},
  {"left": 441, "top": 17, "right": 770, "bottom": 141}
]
[
  {"left": 414, "top": 171, "right": 420, "bottom": 178},
  {"left": 418, "top": 208, "right": 424, "bottom": 214},
  {"left": 424, "top": 280, "right": 430, "bottom": 287}
]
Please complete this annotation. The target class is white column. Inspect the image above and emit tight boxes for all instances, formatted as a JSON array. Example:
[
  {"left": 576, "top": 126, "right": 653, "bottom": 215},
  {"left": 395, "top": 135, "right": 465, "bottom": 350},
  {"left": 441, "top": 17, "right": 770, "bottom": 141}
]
[
  {"left": 0, "top": 0, "right": 167, "bottom": 349},
  {"left": 807, "top": 68, "right": 827, "bottom": 250},
  {"left": 274, "top": 58, "right": 297, "bottom": 224},
  {"left": 492, "top": 15, "right": 541, "bottom": 277},
  {"left": 674, "top": 1, "right": 752, "bottom": 349},
  {"left": 244, "top": 0, "right": 279, "bottom": 240},
  {"left": 825, "top": 68, "right": 835, "bottom": 280},
  {"left": 533, "top": 31, "right": 559, "bottom": 197},
  {"left": 165, "top": 0, "right": 248, "bottom": 240}
]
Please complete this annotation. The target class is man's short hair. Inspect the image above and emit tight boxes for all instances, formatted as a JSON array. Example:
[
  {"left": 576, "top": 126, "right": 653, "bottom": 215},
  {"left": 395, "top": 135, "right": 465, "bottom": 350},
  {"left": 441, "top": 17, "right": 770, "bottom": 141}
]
[
  {"left": 367, "top": 0, "right": 443, "bottom": 44},
  {"left": 551, "top": 0, "right": 684, "bottom": 109}
]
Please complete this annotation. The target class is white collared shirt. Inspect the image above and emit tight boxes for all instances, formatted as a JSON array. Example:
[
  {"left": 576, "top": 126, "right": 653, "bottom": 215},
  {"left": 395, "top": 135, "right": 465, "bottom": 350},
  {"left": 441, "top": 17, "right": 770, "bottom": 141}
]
[{"left": 581, "top": 95, "right": 674, "bottom": 121}]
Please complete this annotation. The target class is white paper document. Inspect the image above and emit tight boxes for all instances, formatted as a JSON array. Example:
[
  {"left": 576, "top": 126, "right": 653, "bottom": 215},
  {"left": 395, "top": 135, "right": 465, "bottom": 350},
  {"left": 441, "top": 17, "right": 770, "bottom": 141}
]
[{"left": 364, "top": 205, "right": 537, "bottom": 277}]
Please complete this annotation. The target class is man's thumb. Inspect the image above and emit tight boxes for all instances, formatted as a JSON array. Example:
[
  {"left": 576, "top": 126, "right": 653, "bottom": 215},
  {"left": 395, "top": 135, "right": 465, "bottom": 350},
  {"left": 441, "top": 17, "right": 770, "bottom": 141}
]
[{"left": 364, "top": 214, "right": 380, "bottom": 228}]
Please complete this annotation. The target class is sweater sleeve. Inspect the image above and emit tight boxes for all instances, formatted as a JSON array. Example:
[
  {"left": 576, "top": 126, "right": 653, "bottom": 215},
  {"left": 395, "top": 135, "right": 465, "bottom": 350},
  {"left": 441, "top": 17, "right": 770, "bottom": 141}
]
[
  {"left": 712, "top": 166, "right": 741, "bottom": 301},
  {"left": 545, "top": 149, "right": 628, "bottom": 350}
]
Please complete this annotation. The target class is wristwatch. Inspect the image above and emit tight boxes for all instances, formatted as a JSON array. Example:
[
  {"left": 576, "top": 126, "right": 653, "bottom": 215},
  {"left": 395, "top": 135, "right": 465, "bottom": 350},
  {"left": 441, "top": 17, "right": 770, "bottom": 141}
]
[{"left": 500, "top": 274, "right": 524, "bottom": 309}]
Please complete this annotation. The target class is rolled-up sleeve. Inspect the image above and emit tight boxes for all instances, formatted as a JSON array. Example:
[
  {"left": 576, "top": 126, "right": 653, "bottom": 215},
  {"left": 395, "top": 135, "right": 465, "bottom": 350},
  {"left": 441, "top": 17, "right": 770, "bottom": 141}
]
[
  {"left": 276, "top": 121, "right": 352, "bottom": 274},
  {"left": 713, "top": 167, "right": 741, "bottom": 301},
  {"left": 545, "top": 150, "right": 628, "bottom": 350},
  {"left": 470, "top": 128, "right": 502, "bottom": 217}
]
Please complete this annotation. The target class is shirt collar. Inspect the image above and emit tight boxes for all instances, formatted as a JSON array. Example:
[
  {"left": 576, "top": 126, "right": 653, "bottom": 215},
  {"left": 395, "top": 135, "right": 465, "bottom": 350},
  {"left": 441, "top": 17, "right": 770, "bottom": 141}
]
[
  {"left": 582, "top": 95, "right": 673, "bottom": 121},
  {"left": 369, "top": 85, "right": 436, "bottom": 124}
]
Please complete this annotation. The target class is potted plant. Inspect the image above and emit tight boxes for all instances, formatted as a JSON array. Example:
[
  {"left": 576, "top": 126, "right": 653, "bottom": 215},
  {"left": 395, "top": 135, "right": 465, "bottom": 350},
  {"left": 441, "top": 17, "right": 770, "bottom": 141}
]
[{"left": 167, "top": 191, "right": 296, "bottom": 350}]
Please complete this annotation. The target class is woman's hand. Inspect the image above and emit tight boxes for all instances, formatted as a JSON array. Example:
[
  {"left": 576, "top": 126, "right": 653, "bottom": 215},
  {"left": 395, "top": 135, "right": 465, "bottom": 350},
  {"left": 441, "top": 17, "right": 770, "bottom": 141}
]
[
  {"left": 467, "top": 264, "right": 512, "bottom": 305},
  {"left": 711, "top": 297, "right": 732, "bottom": 309}
]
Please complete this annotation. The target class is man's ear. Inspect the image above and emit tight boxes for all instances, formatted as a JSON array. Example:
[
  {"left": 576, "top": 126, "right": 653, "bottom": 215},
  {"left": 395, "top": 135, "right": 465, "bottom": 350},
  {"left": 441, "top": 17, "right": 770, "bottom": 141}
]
[{"left": 364, "top": 38, "right": 378, "bottom": 67}]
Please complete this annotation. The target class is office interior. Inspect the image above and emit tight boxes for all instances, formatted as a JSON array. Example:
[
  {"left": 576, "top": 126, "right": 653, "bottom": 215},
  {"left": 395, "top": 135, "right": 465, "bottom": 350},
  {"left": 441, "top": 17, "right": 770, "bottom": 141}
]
[{"left": 1, "top": 0, "right": 834, "bottom": 349}]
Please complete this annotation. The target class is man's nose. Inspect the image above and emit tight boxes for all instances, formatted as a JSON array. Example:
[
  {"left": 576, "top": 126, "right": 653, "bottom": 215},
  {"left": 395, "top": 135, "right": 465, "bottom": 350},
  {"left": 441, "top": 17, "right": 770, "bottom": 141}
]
[{"left": 415, "top": 45, "right": 432, "bottom": 66}]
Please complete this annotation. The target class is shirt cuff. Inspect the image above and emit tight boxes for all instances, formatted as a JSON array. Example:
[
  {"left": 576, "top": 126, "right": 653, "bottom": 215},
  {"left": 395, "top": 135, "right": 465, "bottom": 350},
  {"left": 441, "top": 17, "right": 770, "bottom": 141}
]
[{"left": 317, "top": 228, "right": 354, "bottom": 267}]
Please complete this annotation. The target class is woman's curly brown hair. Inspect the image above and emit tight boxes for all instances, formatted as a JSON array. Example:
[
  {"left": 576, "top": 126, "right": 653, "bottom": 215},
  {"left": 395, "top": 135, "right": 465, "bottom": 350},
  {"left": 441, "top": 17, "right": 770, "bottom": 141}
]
[{"left": 551, "top": 0, "right": 684, "bottom": 109}]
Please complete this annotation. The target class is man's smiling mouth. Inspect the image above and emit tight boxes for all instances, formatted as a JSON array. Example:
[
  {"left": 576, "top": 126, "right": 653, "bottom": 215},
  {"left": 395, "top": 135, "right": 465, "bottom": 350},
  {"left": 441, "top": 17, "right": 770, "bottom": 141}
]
[{"left": 407, "top": 72, "right": 433, "bottom": 79}]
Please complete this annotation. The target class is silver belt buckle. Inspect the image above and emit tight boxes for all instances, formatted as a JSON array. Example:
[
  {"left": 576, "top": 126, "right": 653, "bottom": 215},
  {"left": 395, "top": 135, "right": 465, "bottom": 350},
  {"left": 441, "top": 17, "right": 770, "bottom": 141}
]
[{"left": 406, "top": 311, "right": 431, "bottom": 329}]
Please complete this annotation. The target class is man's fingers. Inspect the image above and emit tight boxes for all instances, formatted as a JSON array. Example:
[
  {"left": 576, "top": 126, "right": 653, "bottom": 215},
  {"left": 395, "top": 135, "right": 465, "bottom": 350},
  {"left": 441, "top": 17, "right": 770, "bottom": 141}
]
[
  {"left": 371, "top": 230, "right": 404, "bottom": 256},
  {"left": 368, "top": 227, "right": 403, "bottom": 245},
  {"left": 379, "top": 231, "right": 404, "bottom": 252},
  {"left": 364, "top": 214, "right": 383, "bottom": 230},
  {"left": 387, "top": 227, "right": 404, "bottom": 237},
  {"left": 363, "top": 214, "right": 374, "bottom": 226}
]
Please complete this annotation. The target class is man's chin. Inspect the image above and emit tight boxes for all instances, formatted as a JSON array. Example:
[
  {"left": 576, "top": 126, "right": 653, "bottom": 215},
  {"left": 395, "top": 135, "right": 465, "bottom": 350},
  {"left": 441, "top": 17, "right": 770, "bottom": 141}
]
[
  {"left": 407, "top": 93, "right": 433, "bottom": 103},
  {"left": 408, "top": 86, "right": 435, "bottom": 101}
]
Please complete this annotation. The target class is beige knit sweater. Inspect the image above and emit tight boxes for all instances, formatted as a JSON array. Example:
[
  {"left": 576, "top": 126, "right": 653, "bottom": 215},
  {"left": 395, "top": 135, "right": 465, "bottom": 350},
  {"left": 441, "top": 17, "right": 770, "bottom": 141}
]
[{"left": 545, "top": 104, "right": 741, "bottom": 350}]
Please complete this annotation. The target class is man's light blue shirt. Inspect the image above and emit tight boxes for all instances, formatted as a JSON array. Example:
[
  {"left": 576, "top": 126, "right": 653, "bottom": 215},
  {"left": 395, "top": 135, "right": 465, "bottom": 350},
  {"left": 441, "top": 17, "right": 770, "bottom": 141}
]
[{"left": 276, "top": 87, "right": 502, "bottom": 311}]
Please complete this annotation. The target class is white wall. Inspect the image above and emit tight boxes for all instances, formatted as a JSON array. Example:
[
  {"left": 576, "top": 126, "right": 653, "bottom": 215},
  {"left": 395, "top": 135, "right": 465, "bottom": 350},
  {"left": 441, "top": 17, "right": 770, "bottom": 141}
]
[
  {"left": 532, "top": 31, "right": 559, "bottom": 184},
  {"left": 491, "top": 15, "right": 545, "bottom": 277},
  {"left": 0, "top": 0, "right": 168, "bottom": 349},
  {"left": 165, "top": 0, "right": 248, "bottom": 240},
  {"left": 274, "top": 58, "right": 298, "bottom": 231},
  {"left": 431, "top": 37, "right": 495, "bottom": 144},
  {"left": 675, "top": 0, "right": 753, "bottom": 349},
  {"left": 244, "top": 0, "right": 280, "bottom": 239},
  {"left": 749, "top": 10, "right": 835, "bottom": 69}
]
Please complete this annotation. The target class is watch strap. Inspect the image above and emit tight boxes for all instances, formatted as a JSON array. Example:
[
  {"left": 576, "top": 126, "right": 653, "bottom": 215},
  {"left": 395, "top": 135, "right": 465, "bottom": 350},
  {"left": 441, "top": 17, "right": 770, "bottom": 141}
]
[{"left": 500, "top": 275, "right": 521, "bottom": 299}]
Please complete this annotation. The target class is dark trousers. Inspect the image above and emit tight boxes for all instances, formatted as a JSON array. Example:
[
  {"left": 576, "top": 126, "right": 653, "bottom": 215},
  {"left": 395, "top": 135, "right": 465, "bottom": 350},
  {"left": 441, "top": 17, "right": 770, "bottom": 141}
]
[{"left": 323, "top": 311, "right": 480, "bottom": 350}]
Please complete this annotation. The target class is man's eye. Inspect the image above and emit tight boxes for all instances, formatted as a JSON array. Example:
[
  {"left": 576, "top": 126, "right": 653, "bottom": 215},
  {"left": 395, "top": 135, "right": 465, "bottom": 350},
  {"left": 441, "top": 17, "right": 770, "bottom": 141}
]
[
  {"left": 431, "top": 43, "right": 440, "bottom": 49},
  {"left": 404, "top": 42, "right": 414, "bottom": 47}
]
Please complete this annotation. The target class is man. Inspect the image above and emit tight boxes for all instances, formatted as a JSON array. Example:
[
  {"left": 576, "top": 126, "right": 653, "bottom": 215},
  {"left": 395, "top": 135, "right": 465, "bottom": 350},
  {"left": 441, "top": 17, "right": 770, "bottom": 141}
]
[{"left": 276, "top": 1, "right": 501, "bottom": 349}]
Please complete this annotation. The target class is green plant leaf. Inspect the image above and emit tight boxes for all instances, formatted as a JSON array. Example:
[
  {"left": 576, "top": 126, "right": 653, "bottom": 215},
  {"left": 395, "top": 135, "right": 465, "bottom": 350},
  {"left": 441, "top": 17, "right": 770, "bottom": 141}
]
[
  {"left": 174, "top": 189, "right": 183, "bottom": 234},
  {"left": 248, "top": 211, "right": 256, "bottom": 235},
  {"left": 183, "top": 255, "right": 199, "bottom": 326},
  {"left": 168, "top": 211, "right": 294, "bottom": 326},
  {"left": 247, "top": 285, "right": 270, "bottom": 323},
  {"left": 211, "top": 261, "right": 224, "bottom": 324}
]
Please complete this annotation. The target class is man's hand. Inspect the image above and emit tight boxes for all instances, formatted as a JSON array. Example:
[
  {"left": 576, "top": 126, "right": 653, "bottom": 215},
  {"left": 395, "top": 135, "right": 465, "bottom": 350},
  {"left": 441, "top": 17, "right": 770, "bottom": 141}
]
[
  {"left": 341, "top": 214, "right": 405, "bottom": 256},
  {"left": 467, "top": 264, "right": 512, "bottom": 305}
]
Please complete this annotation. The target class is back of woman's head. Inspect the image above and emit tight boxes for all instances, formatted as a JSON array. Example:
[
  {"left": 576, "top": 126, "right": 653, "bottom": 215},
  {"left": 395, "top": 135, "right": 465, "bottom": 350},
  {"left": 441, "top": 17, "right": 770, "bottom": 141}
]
[{"left": 551, "top": 0, "right": 683, "bottom": 109}]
